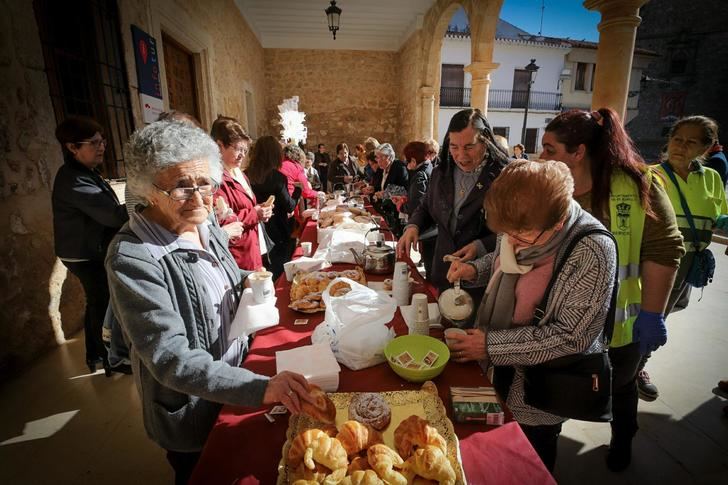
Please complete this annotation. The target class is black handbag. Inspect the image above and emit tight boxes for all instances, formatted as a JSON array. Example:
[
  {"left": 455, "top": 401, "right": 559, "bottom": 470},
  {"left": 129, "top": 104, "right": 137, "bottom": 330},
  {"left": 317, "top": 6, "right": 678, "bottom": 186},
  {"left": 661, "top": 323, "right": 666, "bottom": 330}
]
[
  {"left": 523, "top": 227, "right": 618, "bottom": 422},
  {"left": 661, "top": 162, "right": 716, "bottom": 289}
]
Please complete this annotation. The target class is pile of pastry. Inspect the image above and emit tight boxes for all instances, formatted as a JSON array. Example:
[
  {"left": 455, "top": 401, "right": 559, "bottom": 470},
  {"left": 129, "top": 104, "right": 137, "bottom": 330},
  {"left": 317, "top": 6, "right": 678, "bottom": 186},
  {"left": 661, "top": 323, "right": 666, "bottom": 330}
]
[
  {"left": 318, "top": 205, "right": 372, "bottom": 228},
  {"left": 289, "top": 390, "right": 457, "bottom": 484},
  {"left": 289, "top": 268, "right": 367, "bottom": 313}
]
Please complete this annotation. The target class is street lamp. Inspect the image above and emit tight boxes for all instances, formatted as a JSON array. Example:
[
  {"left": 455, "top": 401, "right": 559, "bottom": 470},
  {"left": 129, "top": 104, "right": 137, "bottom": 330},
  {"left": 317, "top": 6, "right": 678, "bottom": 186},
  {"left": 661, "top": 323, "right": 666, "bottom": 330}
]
[
  {"left": 520, "top": 59, "right": 540, "bottom": 147},
  {"left": 325, "top": 1, "right": 342, "bottom": 40}
]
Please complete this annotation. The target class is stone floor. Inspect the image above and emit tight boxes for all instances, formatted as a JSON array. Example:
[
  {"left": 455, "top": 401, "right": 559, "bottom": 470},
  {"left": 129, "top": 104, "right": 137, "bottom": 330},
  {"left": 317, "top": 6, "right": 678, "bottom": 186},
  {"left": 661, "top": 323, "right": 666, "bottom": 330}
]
[{"left": 1, "top": 251, "right": 727, "bottom": 484}]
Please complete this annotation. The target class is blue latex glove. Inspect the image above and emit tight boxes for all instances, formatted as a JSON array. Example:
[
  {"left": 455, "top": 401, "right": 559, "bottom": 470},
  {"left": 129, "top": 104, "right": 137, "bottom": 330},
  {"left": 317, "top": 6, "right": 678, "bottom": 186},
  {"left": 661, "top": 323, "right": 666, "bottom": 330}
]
[
  {"left": 633, "top": 310, "right": 667, "bottom": 355},
  {"left": 715, "top": 214, "right": 728, "bottom": 231}
]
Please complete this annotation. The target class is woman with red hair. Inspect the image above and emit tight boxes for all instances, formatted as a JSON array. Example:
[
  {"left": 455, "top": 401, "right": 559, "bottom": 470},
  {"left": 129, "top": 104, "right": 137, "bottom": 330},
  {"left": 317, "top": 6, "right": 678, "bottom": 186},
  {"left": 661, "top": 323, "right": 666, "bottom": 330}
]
[{"left": 540, "top": 107, "right": 684, "bottom": 471}]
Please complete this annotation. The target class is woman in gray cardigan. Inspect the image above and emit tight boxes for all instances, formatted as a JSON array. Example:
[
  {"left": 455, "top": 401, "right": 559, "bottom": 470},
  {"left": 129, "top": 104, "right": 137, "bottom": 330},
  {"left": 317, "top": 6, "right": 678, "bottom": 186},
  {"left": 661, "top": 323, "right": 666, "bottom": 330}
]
[
  {"left": 106, "top": 120, "right": 312, "bottom": 483},
  {"left": 447, "top": 160, "right": 617, "bottom": 473}
]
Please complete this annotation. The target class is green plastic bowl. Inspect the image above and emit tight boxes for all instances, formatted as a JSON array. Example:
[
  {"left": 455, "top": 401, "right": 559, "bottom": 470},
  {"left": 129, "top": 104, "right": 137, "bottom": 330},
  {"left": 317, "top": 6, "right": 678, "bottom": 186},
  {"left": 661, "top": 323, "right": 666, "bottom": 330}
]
[{"left": 384, "top": 335, "right": 450, "bottom": 382}]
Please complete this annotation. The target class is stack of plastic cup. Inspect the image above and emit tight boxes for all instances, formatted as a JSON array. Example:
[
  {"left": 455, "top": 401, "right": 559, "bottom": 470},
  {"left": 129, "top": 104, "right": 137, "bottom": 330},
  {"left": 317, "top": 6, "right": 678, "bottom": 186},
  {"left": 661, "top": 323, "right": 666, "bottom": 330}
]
[
  {"left": 409, "top": 293, "right": 430, "bottom": 336},
  {"left": 392, "top": 261, "right": 410, "bottom": 306}
]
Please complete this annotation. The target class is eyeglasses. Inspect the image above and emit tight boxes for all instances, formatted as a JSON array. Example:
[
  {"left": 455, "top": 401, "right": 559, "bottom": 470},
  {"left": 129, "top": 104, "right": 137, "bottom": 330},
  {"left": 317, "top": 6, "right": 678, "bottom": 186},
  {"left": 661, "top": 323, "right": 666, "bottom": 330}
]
[
  {"left": 507, "top": 228, "right": 547, "bottom": 246},
  {"left": 154, "top": 182, "right": 219, "bottom": 201},
  {"left": 78, "top": 138, "right": 107, "bottom": 148},
  {"left": 230, "top": 144, "right": 249, "bottom": 155}
]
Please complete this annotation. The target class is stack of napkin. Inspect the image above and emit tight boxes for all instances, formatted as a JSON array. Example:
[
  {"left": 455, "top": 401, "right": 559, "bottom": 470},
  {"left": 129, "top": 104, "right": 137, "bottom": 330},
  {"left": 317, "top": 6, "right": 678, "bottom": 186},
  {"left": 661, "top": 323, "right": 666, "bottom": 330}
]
[{"left": 276, "top": 343, "right": 341, "bottom": 392}]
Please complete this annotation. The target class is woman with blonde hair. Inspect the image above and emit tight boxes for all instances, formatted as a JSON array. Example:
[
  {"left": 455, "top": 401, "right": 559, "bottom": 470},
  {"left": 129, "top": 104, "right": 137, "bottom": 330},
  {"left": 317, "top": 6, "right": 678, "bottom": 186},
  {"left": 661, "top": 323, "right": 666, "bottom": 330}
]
[{"left": 446, "top": 160, "right": 617, "bottom": 472}]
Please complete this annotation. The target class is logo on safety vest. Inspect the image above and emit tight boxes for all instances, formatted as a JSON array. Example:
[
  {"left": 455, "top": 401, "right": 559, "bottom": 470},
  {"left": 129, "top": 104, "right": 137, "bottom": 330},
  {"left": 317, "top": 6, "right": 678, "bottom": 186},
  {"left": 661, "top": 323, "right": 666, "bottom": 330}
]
[{"left": 617, "top": 202, "right": 630, "bottom": 231}]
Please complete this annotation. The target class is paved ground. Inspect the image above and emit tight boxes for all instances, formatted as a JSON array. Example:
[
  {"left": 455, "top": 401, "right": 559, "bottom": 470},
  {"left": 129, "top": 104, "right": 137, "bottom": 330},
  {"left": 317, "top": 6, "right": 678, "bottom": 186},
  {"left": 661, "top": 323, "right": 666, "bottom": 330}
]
[{"left": 1, "top": 249, "right": 727, "bottom": 484}]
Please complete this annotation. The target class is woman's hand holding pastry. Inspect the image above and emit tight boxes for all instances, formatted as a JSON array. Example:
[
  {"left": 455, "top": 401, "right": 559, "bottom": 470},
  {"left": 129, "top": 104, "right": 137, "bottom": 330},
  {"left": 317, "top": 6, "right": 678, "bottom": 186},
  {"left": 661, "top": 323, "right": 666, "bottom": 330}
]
[{"left": 263, "top": 371, "right": 314, "bottom": 414}]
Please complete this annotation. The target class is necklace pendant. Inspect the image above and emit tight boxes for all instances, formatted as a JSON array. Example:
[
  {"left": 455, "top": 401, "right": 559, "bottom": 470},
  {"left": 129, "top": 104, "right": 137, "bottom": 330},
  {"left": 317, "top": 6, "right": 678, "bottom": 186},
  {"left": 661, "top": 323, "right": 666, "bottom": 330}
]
[{"left": 459, "top": 188, "right": 465, "bottom": 196}]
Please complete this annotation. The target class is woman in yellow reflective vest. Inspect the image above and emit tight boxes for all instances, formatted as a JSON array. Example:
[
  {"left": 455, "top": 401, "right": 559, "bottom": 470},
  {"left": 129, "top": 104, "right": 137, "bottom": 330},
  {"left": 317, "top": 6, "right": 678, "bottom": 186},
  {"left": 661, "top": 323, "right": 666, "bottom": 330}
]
[
  {"left": 540, "top": 108, "right": 685, "bottom": 472},
  {"left": 641, "top": 116, "right": 728, "bottom": 408}
]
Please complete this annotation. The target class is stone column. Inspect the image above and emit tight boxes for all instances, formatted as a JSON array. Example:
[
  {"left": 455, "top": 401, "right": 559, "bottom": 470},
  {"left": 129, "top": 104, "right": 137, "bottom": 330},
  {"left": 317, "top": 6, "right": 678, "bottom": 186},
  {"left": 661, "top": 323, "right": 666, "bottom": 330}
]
[
  {"left": 419, "top": 86, "right": 436, "bottom": 141},
  {"left": 464, "top": 62, "right": 499, "bottom": 115},
  {"left": 584, "top": 0, "right": 649, "bottom": 120}
]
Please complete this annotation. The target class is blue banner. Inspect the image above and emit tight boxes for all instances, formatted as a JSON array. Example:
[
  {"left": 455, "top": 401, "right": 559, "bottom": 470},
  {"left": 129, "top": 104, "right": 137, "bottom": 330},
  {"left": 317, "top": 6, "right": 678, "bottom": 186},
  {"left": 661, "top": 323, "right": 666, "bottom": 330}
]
[{"left": 131, "top": 25, "right": 162, "bottom": 100}]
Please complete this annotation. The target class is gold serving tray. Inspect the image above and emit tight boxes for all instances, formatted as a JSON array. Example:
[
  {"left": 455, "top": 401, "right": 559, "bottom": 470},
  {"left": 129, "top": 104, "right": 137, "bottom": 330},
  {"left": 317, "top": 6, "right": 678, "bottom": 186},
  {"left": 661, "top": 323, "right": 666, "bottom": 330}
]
[{"left": 276, "top": 382, "right": 467, "bottom": 484}]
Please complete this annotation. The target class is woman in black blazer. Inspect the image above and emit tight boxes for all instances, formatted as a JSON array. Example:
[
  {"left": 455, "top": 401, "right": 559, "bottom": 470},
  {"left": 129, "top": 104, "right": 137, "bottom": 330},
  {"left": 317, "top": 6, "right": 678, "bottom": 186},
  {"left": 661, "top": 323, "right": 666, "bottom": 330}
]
[
  {"left": 247, "top": 136, "right": 301, "bottom": 280},
  {"left": 52, "top": 116, "right": 128, "bottom": 374}
]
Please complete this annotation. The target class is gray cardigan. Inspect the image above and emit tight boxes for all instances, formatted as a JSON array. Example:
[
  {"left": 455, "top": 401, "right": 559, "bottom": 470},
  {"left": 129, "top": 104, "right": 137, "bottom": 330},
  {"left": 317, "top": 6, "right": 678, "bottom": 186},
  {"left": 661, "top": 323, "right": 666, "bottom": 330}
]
[
  {"left": 471, "top": 209, "right": 617, "bottom": 426},
  {"left": 106, "top": 219, "right": 268, "bottom": 452}
]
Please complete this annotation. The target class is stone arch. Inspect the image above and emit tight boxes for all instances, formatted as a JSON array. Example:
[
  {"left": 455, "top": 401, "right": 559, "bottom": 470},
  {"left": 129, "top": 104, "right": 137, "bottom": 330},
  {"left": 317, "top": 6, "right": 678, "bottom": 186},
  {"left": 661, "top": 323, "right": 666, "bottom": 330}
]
[{"left": 417, "top": 0, "right": 503, "bottom": 140}]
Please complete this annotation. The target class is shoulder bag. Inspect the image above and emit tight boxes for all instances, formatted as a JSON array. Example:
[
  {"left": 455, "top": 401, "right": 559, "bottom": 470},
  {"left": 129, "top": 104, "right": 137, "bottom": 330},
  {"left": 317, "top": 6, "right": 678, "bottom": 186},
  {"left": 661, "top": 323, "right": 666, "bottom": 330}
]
[
  {"left": 661, "top": 162, "right": 715, "bottom": 288},
  {"left": 523, "top": 227, "right": 618, "bottom": 422}
]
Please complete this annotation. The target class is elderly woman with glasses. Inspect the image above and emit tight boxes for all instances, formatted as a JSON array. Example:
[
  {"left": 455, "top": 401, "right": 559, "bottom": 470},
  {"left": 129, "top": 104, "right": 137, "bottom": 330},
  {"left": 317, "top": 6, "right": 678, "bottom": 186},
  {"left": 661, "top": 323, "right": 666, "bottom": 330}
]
[
  {"left": 106, "top": 120, "right": 312, "bottom": 483},
  {"left": 446, "top": 160, "right": 617, "bottom": 472},
  {"left": 52, "top": 116, "right": 129, "bottom": 375}
]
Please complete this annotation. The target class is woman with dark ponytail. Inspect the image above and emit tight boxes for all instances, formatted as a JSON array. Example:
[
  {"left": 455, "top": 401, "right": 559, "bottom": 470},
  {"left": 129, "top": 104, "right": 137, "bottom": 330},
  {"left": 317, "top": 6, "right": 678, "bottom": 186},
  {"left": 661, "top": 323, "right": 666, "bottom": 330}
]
[{"left": 541, "top": 107, "right": 685, "bottom": 472}]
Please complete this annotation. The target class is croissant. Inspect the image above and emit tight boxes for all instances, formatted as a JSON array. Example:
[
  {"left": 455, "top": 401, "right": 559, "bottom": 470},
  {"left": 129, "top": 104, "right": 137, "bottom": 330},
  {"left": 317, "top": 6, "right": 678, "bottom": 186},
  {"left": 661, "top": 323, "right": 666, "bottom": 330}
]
[
  {"left": 322, "top": 467, "right": 347, "bottom": 485},
  {"left": 288, "top": 429, "right": 328, "bottom": 468},
  {"left": 289, "top": 461, "right": 329, "bottom": 483},
  {"left": 336, "top": 420, "right": 384, "bottom": 456},
  {"left": 300, "top": 385, "right": 337, "bottom": 424},
  {"left": 303, "top": 434, "right": 349, "bottom": 472},
  {"left": 347, "top": 455, "right": 371, "bottom": 474},
  {"left": 402, "top": 446, "right": 456, "bottom": 485},
  {"left": 339, "top": 470, "right": 385, "bottom": 485},
  {"left": 394, "top": 415, "right": 447, "bottom": 460},
  {"left": 367, "top": 444, "right": 407, "bottom": 485}
]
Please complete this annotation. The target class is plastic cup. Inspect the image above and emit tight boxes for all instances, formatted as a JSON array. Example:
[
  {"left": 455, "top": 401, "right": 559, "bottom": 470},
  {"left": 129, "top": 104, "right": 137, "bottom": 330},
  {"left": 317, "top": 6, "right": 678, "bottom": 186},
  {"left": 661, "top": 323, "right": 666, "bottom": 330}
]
[
  {"left": 444, "top": 327, "right": 467, "bottom": 348},
  {"left": 301, "top": 242, "right": 312, "bottom": 257},
  {"left": 249, "top": 271, "right": 274, "bottom": 304}
]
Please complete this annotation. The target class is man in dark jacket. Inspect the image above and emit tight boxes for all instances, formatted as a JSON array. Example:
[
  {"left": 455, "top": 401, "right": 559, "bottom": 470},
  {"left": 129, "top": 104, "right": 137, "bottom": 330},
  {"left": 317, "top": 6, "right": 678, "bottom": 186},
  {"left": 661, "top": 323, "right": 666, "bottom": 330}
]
[
  {"left": 706, "top": 141, "right": 728, "bottom": 188},
  {"left": 397, "top": 108, "right": 509, "bottom": 313}
]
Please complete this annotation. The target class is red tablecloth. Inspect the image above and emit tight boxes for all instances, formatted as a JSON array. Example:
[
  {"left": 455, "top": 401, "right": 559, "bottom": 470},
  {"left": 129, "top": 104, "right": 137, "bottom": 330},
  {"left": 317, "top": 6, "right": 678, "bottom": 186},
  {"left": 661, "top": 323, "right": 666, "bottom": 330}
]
[{"left": 190, "top": 218, "right": 553, "bottom": 485}]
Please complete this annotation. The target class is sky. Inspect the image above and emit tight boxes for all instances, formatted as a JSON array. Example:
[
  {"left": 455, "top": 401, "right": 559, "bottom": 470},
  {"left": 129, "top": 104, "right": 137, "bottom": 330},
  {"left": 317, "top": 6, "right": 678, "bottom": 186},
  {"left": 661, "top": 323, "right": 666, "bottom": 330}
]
[{"left": 451, "top": 0, "right": 601, "bottom": 42}]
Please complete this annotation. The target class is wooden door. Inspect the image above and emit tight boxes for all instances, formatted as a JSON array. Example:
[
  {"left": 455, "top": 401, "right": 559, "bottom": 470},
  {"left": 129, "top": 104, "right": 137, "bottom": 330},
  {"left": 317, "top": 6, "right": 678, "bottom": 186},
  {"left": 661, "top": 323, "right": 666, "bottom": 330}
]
[
  {"left": 525, "top": 128, "right": 538, "bottom": 154},
  {"left": 162, "top": 33, "right": 199, "bottom": 119},
  {"left": 441, "top": 64, "right": 465, "bottom": 106}
]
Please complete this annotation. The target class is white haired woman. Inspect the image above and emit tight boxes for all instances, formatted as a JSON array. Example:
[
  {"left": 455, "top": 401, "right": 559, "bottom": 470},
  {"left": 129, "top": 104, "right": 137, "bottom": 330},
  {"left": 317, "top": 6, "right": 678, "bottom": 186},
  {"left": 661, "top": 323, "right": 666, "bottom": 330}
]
[{"left": 106, "top": 120, "right": 313, "bottom": 484}]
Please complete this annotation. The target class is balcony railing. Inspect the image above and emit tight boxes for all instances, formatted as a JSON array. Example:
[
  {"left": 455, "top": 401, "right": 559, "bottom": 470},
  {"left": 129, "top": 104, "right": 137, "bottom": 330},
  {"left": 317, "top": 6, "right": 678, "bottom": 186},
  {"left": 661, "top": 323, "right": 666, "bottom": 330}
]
[
  {"left": 439, "top": 87, "right": 562, "bottom": 111},
  {"left": 440, "top": 86, "right": 471, "bottom": 107}
]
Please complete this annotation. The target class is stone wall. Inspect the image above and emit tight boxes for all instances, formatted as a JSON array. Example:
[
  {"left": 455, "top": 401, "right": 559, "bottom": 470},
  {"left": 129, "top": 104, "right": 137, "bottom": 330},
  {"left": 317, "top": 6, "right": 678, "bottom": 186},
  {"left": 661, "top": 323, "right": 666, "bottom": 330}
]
[
  {"left": 395, "top": 30, "right": 424, "bottom": 153},
  {"left": 0, "top": 0, "right": 85, "bottom": 378},
  {"left": 119, "top": 0, "right": 266, "bottom": 135},
  {"left": 263, "top": 49, "right": 400, "bottom": 154},
  {"left": 629, "top": 0, "right": 728, "bottom": 160},
  {"left": 0, "top": 0, "right": 267, "bottom": 380}
]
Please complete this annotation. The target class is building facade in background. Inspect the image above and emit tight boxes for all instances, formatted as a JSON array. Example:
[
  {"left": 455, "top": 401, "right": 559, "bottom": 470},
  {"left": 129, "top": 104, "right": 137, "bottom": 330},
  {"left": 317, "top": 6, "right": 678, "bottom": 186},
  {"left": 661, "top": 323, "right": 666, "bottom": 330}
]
[{"left": 438, "top": 20, "right": 655, "bottom": 154}]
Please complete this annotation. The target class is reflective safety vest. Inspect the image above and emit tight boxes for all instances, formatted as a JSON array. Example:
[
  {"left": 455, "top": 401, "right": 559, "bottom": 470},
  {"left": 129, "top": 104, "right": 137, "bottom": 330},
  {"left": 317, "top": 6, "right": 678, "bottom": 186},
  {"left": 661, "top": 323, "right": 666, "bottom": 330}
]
[
  {"left": 655, "top": 162, "right": 728, "bottom": 253},
  {"left": 608, "top": 171, "right": 647, "bottom": 348}
]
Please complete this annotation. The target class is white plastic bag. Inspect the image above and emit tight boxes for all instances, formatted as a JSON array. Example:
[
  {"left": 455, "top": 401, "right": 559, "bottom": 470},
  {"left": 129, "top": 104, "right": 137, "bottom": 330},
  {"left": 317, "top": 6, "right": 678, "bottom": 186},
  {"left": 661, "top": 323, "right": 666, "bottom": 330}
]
[
  {"left": 318, "top": 228, "right": 368, "bottom": 263},
  {"left": 311, "top": 277, "right": 397, "bottom": 370}
]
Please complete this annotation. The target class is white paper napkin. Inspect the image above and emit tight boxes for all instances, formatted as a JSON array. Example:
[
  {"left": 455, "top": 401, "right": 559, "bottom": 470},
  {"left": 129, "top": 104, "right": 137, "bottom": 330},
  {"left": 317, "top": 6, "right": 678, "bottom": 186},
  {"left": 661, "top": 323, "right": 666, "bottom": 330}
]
[
  {"left": 276, "top": 343, "right": 341, "bottom": 392},
  {"left": 230, "top": 288, "right": 279, "bottom": 339}
]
